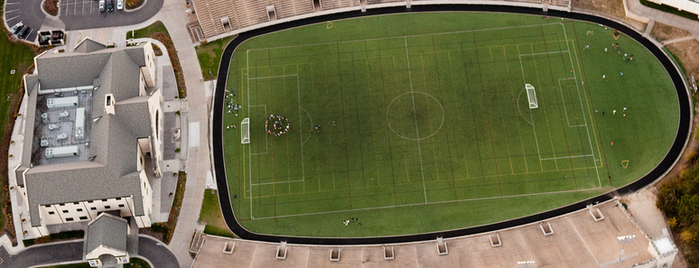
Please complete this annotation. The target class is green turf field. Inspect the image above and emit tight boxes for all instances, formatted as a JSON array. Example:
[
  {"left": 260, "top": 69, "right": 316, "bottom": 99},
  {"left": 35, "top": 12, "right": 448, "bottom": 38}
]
[{"left": 222, "top": 12, "right": 680, "bottom": 237}]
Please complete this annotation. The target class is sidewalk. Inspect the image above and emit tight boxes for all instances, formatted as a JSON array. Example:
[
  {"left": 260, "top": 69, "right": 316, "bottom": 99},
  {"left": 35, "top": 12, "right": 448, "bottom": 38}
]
[
  {"left": 150, "top": 1, "right": 212, "bottom": 268},
  {"left": 625, "top": 0, "right": 699, "bottom": 36}
]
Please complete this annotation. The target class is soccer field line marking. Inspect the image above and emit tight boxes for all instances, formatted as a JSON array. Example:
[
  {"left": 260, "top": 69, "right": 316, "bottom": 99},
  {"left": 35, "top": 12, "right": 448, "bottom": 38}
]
[
  {"left": 246, "top": 49, "right": 254, "bottom": 219},
  {"left": 557, "top": 78, "right": 587, "bottom": 128},
  {"left": 247, "top": 188, "right": 602, "bottom": 220},
  {"left": 518, "top": 38, "right": 601, "bottom": 184},
  {"left": 517, "top": 46, "right": 544, "bottom": 170},
  {"left": 249, "top": 105, "right": 268, "bottom": 156},
  {"left": 518, "top": 50, "right": 570, "bottom": 57},
  {"left": 247, "top": 74, "right": 298, "bottom": 80},
  {"left": 251, "top": 179, "right": 304, "bottom": 186},
  {"left": 516, "top": 88, "right": 534, "bottom": 126},
  {"left": 540, "top": 154, "right": 593, "bottom": 161},
  {"left": 299, "top": 106, "right": 313, "bottom": 145},
  {"left": 405, "top": 37, "right": 428, "bottom": 204},
  {"left": 561, "top": 23, "right": 602, "bottom": 188},
  {"left": 385, "top": 91, "right": 445, "bottom": 141},
  {"left": 244, "top": 22, "right": 568, "bottom": 52},
  {"left": 295, "top": 74, "right": 307, "bottom": 189}
]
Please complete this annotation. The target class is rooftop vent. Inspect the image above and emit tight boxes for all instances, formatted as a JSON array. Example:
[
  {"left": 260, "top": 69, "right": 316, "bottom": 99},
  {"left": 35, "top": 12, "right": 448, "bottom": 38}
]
[
  {"left": 47, "top": 96, "right": 78, "bottom": 109},
  {"left": 45, "top": 146, "right": 79, "bottom": 159},
  {"left": 75, "top": 107, "right": 85, "bottom": 140}
]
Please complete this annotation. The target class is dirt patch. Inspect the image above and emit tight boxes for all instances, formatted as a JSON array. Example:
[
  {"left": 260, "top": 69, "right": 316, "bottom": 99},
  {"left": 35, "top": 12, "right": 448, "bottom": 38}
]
[
  {"left": 665, "top": 39, "right": 699, "bottom": 78},
  {"left": 573, "top": 0, "right": 647, "bottom": 31},
  {"left": 574, "top": 0, "right": 627, "bottom": 19},
  {"left": 651, "top": 22, "right": 693, "bottom": 42}
]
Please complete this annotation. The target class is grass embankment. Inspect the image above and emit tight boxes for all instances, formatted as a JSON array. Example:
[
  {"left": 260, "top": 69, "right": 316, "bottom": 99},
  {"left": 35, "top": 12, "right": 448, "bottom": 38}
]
[
  {"left": 0, "top": 19, "right": 38, "bottom": 241},
  {"left": 150, "top": 171, "right": 186, "bottom": 244},
  {"left": 196, "top": 37, "right": 234, "bottom": 81},
  {"left": 199, "top": 189, "right": 235, "bottom": 238},
  {"left": 129, "top": 21, "right": 187, "bottom": 99}
]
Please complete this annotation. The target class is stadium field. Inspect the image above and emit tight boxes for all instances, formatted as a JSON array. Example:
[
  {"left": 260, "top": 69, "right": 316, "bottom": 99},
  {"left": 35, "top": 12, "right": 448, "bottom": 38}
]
[{"left": 222, "top": 12, "right": 680, "bottom": 237}]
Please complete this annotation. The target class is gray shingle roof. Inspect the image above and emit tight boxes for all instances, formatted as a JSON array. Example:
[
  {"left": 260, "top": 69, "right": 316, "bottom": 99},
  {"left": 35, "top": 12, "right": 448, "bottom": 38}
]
[
  {"left": 36, "top": 53, "right": 111, "bottom": 89},
  {"left": 86, "top": 213, "right": 128, "bottom": 254},
  {"left": 74, "top": 38, "right": 107, "bottom": 54},
  {"left": 24, "top": 43, "right": 156, "bottom": 227}
]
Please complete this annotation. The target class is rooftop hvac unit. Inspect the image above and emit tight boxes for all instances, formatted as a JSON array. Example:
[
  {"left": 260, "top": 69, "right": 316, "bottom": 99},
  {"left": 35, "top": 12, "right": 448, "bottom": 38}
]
[
  {"left": 46, "top": 96, "right": 78, "bottom": 109},
  {"left": 40, "top": 137, "right": 50, "bottom": 147},
  {"left": 56, "top": 133, "right": 67, "bottom": 140},
  {"left": 45, "top": 146, "right": 78, "bottom": 159},
  {"left": 47, "top": 124, "right": 59, "bottom": 131},
  {"left": 75, "top": 107, "right": 85, "bottom": 140},
  {"left": 58, "top": 111, "right": 69, "bottom": 118}
]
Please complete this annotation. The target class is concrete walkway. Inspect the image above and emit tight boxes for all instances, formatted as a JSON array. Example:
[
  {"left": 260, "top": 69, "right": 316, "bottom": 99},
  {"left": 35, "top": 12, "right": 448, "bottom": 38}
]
[
  {"left": 625, "top": 0, "right": 699, "bottom": 36},
  {"left": 149, "top": 1, "right": 212, "bottom": 268}
]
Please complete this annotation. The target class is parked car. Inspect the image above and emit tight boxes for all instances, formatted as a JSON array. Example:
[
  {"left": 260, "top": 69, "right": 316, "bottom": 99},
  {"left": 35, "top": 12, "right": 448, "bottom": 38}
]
[
  {"left": 99, "top": 0, "right": 105, "bottom": 12},
  {"left": 117, "top": 0, "right": 123, "bottom": 10},
  {"left": 107, "top": 0, "right": 114, "bottom": 12},
  {"left": 17, "top": 26, "right": 31, "bottom": 40},
  {"left": 10, "top": 22, "right": 23, "bottom": 34}
]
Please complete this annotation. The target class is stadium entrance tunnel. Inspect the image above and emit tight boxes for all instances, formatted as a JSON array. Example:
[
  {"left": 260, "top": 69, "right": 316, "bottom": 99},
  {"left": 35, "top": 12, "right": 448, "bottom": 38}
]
[{"left": 212, "top": 5, "right": 691, "bottom": 245}]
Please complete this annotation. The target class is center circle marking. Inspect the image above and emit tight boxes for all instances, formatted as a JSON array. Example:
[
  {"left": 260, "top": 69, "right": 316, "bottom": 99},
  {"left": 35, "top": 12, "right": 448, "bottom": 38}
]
[{"left": 386, "top": 91, "right": 445, "bottom": 141}]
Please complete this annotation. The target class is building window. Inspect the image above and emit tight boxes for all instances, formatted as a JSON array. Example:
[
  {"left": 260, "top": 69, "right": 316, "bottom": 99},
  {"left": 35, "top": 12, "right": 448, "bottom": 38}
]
[
  {"left": 48, "top": 211, "right": 55, "bottom": 215},
  {"left": 77, "top": 208, "right": 83, "bottom": 212},
  {"left": 118, "top": 204, "right": 125, "bottom": 208},
  {"left": 104, "top": 206, "right": 111, "bottom": 209},
  {"left": 102, "top": 199, "right": 108, "bottom": 202},
  {"left": 62, "top": 210, "right": 69, "bottom": 213},
  {"left": 65, "top": 218, "right": 74, "bottom": 222},
  {"left": 44, "top": 205, "right": 51, "bottom": 208},
  {"left": 90, "top": 207, "right": 97, "bottom": 211},
  {"left": 73, "top": 202, "right": 79, "bottom": 205},
  {"left": 116, "top": 197, "right": 121, "bottom": 200},
  {"left": 87, "top": 201, "right": 93, "bottom": 203},
  {"left": 59, "top": 203, "right": 65, "bottom": 206},
  {"left": 79, "top": 216, "right": 88, "bottom": 220}
]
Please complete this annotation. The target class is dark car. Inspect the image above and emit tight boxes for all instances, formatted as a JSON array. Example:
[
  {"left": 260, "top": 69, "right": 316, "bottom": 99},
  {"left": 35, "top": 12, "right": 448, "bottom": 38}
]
[
  {"left": 107, "top": 0, "right": 114, "bottom": 12},
  {"left": 17, "top": 26, "right": 31, "bottom": 39}
]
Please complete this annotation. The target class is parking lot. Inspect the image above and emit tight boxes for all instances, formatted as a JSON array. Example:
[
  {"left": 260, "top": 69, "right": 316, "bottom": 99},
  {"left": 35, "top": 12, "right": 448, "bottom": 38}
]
[
  {"left": 61, "top": 0, "right": 103, "bottom": 16},
  {"left": 3, "top": 0, "right": 44, "bottom": 42},
  {"left": 60, "top": 0, "right": 164, "bottom": 31},
  {"left": 3, "top": 0, "right": 163, "bottom": 40}
]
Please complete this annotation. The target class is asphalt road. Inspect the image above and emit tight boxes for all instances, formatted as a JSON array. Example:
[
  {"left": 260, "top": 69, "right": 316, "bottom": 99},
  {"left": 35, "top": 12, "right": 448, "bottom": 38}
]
[
  {"left": 0, "top": 240, "right": 83, "bottom": 268},
  {"left": 0, "top": 236, "right": 177, "bottom": 268},
  {"left": 4, "top": 0, "right": 45, "bottom": 42},
  {"left": 137, "top": 236, "right": 180, "bottom": 268},
  {"left": 59, "top": 0, "right": 164, "bottom": 31}
]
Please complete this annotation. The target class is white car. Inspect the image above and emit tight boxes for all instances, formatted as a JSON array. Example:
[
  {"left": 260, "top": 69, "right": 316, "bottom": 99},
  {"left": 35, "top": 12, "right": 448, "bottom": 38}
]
[
  {"left": 117, "top": 0, "right": 123, "bottom": 10},
  {"left": 99, "top": 0, "right": 105, "bottom": 12}
]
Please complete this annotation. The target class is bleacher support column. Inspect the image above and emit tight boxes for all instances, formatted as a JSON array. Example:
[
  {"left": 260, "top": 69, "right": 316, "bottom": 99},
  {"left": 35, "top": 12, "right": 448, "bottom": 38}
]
[{"left": 406, "top": 0, "right": 411, "bottom": 9}]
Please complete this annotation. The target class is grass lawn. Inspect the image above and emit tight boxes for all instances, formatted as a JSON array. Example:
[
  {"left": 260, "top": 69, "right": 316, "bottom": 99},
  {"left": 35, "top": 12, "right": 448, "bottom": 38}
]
[
  {"left": 199, "top": 189, "right": 236, "bottom": 237},
  {"left": 197, "top": 37, "right": 234, "bottom": 81},
  {"left": 0, "top": 32, "right": 37, "bottom": 232},
  {"left": 37, "top": 257, "right": 151, "bottom": 268},
  {"left": 222, "top": 12, "right": 679, "bottom": 237},
  {"left": 127, "top": 21, "right": 169, "bottom": 39}
]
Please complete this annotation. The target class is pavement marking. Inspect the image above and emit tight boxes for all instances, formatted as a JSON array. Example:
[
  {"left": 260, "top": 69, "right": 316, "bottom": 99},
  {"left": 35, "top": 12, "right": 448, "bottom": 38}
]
[
  {"left": 189, "top": 122, "right": 200, "bottom": 147},
  {"left": 5, "top": 9, "right": 19, "bottom": 13},
  {"left": 6, "top": 15, "right": 19, "bottom": 22}
]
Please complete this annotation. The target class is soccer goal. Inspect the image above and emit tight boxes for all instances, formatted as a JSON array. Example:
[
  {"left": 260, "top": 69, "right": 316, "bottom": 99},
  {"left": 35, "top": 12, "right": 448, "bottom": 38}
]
[
  {"left": 525, "top": 84, "right": 538, "bottom": 109},
  {"left": 241, "top": 118, "right": 250, "bottom": 144}
]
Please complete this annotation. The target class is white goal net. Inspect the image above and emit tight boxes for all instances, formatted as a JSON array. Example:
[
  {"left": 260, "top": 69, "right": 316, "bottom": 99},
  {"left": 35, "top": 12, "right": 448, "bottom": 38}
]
[
  {"left": 525, "top": 84, "right": 538, "bottom": 109},
  {"left": 241, "top": 118, "right": 250, "bottom": 144}
]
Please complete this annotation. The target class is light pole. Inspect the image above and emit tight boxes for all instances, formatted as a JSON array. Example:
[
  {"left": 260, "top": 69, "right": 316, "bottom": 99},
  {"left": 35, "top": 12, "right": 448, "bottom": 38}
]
[
  {"left": 517, "top": 260, "right": 535, "bottom": 268},
  {"left": 617, "top": 235, "right": 635, "bottom": 263}
]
